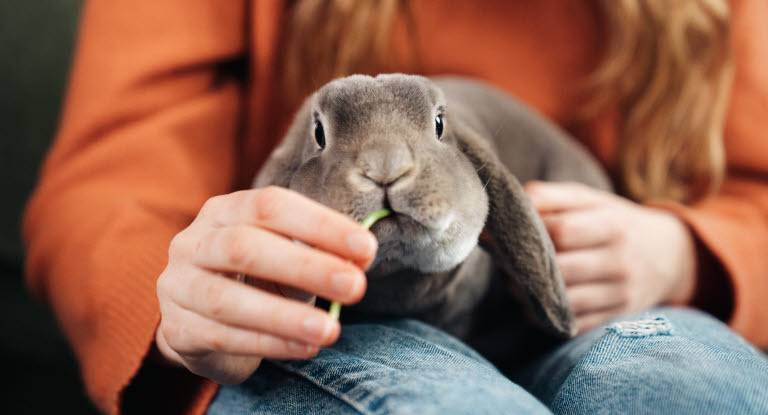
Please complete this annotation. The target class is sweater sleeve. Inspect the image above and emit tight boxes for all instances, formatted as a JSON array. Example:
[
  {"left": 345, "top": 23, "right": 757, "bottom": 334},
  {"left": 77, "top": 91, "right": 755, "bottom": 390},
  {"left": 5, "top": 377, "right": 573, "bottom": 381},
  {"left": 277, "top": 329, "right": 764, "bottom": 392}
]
[
  {"left": 22, "top": 1, "right": 246, "bottom": 413},
  {"left": 653, "top": 0, "right": 768, "bottom": 347}
]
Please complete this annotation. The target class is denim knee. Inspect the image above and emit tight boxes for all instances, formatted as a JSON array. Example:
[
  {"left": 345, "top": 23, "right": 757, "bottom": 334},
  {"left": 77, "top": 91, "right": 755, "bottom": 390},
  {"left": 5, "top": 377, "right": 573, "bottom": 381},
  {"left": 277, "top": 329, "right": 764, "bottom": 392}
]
[{"left": 531, "top": 307, "right": 768, "bottom": 414}]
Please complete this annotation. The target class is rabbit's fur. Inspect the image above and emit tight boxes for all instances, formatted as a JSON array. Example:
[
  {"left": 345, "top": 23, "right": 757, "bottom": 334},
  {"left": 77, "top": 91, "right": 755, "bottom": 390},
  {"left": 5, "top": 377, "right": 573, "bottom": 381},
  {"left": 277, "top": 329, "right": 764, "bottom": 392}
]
[{"left": 254, "top": 74, "right": 611, "bottom": 365}]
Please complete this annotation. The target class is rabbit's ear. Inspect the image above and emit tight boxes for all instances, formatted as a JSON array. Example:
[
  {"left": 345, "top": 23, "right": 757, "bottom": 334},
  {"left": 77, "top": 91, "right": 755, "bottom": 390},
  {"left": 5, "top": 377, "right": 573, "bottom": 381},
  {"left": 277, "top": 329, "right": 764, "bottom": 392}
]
[
  {"left": 252, "top": 102, "right": 313, "bottom": 188},
  {"left": 451, "top": 119, "right": 576, "bottom": 338}
]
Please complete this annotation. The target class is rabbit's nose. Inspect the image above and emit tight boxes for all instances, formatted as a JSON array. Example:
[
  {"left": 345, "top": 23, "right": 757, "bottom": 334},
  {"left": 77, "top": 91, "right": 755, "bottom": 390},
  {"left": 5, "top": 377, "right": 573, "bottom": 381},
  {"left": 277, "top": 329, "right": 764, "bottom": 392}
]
[
  {"left": 363, "top": 168, "right": 411, "bottom": 188},
  {"left": 358, "top": 142, "right": 414, "bottom": 188}
]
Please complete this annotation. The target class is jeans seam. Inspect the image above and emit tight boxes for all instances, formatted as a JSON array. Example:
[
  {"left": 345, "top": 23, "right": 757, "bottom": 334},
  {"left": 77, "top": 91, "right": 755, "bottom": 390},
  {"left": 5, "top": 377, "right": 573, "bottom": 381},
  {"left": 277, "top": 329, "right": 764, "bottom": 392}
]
[
  {"left": 270, "top": 360, "right": 370, "bottom": 415},
  {"left": 270, "top": 323, "right": 502, "bottom": 415}
]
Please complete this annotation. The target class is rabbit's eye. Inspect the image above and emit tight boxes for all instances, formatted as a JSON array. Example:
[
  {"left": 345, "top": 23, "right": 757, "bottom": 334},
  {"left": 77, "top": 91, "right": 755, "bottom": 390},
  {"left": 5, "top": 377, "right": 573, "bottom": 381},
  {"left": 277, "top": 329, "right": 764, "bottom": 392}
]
[
  {"left": 314, "top": 121, "right": 326, "bottom": 149},
  {"left": 435, "top": 114, "right": 444, "bottom": 140}
]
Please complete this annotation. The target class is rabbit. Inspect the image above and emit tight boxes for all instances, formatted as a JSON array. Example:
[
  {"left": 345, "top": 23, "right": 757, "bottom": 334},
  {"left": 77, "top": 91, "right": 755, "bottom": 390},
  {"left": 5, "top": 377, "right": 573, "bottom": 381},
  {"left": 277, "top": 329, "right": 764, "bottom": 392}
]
[{"left": 252, "top": 74, "right": 612, "bottom": 368}]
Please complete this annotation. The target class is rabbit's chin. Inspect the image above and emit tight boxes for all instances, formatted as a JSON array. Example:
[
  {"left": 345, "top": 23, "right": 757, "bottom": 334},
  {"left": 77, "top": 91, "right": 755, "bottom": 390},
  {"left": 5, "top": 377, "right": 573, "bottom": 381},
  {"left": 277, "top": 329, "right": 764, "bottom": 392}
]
[{"left": 366, "top": 214, "right": 482, "bottom": 279}]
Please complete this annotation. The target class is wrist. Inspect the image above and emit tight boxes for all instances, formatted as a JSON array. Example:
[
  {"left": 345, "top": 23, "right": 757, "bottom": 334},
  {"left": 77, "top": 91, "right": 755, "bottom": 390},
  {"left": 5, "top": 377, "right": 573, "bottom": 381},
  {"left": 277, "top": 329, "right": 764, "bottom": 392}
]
[
  {"left": 643, "top": 201, "right": 735, "bottom": 321},
  {"left": 657, "top": 210, "right": 697, "bottom": 305}
]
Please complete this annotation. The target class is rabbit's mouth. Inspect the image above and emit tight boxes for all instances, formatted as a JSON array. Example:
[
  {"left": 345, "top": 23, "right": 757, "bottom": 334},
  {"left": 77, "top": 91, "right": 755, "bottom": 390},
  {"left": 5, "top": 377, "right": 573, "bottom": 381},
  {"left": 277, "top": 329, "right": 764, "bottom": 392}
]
[
  {"left": 364, "top": 207, "right": 473, "bottom": 277},
  {"left": 367, "top": 211, "right": 428, "bottom": 241}
]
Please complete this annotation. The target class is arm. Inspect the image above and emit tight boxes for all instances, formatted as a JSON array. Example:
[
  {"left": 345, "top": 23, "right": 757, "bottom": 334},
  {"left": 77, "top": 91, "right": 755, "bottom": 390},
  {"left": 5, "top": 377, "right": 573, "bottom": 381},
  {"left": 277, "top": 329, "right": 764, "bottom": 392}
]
[
  {"left": 650, "top": 0, "right": 768, "bottom": 346},
  {"left": 525, "top": 0, "right": 768, "bottom": 347},
  {"left": 23, "top": 1, "right": 247, "bottom": 412}
]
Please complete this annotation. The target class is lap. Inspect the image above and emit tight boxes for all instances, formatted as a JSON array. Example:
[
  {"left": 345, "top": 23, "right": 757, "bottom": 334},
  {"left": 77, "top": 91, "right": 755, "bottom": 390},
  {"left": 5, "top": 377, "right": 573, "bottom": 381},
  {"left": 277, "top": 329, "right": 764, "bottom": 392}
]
[
  {"left": 514, "top": 307, "right": 768, "bottom": 414},
  {"left": 208, "top": 308, "right": 768, "bottom": 414},
  {"left": 207, "top": 319, "right": 551, "bottom": 415}
]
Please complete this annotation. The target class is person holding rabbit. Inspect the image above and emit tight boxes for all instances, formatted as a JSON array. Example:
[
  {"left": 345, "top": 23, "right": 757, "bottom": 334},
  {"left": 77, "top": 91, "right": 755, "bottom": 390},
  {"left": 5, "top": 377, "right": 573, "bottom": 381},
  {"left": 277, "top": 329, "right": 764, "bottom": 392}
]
[{"left": 24, "top": 1, "right": 768, "bottom": 414}]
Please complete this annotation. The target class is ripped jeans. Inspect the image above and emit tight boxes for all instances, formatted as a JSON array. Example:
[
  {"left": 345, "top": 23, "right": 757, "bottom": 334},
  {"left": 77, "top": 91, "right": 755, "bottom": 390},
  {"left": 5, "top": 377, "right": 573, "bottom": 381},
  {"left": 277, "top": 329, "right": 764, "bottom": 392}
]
[{"left": 207, "top": 307, "right": 768, "bottom": 414}]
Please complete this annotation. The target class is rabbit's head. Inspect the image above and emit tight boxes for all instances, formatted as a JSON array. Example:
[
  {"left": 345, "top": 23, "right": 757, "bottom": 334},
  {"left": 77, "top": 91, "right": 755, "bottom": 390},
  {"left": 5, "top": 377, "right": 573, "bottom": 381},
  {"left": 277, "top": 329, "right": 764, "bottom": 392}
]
[
  {"left": 259, "top": 74, "right": 487, "bottom": 276},
  {"left": 256, "top": 74, "right": 574, "bottom": 338}
]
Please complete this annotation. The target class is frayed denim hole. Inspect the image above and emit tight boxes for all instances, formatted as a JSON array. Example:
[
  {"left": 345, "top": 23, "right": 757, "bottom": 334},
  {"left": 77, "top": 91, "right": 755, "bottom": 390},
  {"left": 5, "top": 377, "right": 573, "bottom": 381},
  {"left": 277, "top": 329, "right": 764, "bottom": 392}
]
[{"left": 607, "top": 316, "right": 673, "bottom": 337}]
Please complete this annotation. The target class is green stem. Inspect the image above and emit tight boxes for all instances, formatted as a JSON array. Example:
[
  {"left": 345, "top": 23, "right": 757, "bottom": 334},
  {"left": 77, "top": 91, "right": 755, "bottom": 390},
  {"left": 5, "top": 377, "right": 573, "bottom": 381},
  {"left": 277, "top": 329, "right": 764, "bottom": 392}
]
[
  {"left": 328, "top": 301, "right": 343, "bottom": 320},
  {"left": 329, "top": 208, "right": 392, "bottom": 319},
  {"left": 360, "top": 208, "right": 393, "bottom": 231}
]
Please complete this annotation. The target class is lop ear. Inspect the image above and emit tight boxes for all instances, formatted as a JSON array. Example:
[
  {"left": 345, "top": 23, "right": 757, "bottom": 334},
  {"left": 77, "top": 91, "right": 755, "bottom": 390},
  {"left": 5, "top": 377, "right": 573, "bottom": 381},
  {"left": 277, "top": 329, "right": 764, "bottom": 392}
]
[
  {"left": 252, "top": 101, "right": 313, "bottom": 188},
  {"left": 451, "top": 119, "right": 576, "bottom": 338}
]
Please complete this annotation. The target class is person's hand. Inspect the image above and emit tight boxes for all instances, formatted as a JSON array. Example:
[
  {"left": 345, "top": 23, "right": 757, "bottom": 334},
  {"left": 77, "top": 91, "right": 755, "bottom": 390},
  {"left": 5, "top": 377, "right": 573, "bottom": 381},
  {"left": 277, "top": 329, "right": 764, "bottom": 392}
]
[
  {"left": 525, "top": 181, "right": 697, "bottom": 334},
  {"left": 154, "top": 186, "right": 377, "bottom": 384}
]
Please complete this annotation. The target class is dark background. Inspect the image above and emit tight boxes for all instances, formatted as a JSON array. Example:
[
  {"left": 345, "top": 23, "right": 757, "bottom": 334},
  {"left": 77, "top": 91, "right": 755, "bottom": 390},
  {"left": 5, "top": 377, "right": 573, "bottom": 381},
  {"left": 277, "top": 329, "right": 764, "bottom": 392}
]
[{"left": 1, "top": 1, "right": 99, "bottom": 412}]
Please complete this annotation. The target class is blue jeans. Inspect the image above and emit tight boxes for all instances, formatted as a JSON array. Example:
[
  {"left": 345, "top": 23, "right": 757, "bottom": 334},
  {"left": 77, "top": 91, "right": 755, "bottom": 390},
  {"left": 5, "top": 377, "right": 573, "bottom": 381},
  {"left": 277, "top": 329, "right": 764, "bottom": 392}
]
[{"left": 207, "top": 307, "right": 768, "bottom": 414}]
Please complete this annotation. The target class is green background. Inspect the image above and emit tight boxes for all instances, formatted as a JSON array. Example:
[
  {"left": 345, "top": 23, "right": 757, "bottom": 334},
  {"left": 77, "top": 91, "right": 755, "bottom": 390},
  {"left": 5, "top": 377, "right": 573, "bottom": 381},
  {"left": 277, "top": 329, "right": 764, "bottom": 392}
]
[{"left": 1, "top": 1, "right": 99, "bottom": 412}]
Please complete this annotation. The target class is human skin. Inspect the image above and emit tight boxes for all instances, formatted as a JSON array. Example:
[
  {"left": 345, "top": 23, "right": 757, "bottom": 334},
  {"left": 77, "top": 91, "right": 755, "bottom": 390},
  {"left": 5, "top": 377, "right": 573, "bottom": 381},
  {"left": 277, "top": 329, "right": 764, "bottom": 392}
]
[
  {"left": 155, "top": 181, "right": 696, "bottom": 384},
  {"left": 524, "top": 181, "right": 697, "bottom": 334},
  {"left": 154, "top": 186, "right": 377, "bottom": 385}
]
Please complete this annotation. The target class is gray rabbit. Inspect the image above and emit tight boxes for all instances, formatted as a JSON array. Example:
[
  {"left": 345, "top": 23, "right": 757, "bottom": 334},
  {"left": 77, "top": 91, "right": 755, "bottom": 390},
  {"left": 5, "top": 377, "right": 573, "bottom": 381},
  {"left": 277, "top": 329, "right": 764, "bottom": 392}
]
[{"left": 253, "top": 74, "right": 611, "bottom": 369}]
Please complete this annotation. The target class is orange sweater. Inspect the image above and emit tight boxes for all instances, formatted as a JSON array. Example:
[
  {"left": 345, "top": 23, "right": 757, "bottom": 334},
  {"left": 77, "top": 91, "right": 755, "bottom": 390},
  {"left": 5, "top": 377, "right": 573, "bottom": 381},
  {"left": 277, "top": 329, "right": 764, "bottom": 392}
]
[{"left": 23, "top": 1, "right": 768, "bottom": 414}]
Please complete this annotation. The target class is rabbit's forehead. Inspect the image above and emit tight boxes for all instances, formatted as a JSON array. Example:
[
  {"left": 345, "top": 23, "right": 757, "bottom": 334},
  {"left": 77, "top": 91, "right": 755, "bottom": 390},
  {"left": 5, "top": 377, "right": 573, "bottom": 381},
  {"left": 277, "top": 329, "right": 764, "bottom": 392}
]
[{"left": 317, "top": 76, "right": 442, "bottom": 131}]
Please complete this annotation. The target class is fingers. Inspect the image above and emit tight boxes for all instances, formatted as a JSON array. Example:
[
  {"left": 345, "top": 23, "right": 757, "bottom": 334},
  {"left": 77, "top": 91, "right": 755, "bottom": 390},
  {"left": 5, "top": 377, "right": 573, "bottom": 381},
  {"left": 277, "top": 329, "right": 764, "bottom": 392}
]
[
  {"left": 527, "top": 182, "right": 621, "bottom": 251},
  {"left": 542, "top": 209, "right": 619, "bottom": 251},
  {"left": 159, "top": 305, "right": 320, "bottom": 360},
  {"left": 159, "top": 268, "right": 341, "bottom": 346},
  {"left": 194, "top": 224, "right": 367, "bottom": 304},
  {"left": 575, "top": 308, "right": 623, "bottom": 335},
  {"left": 525, "top": 181, "right": 614, "bottom": 213},
  {"left": 567, "top": 283, "right": 627, "bottom": 316},
  {"left": 184, "top": 353, "right": 264, "bottom": 386},
  {"left": 155, "top": 187, "right": 376, "bottom": 383},
  {"left": 567, "top": 282, "right": 627, "bottom": 334},
  {"left": 557, "top": 248, "right": 620, "bottom": 285},
  {"left": 199, "top": 187, "right": 378, "bottom": 269}
]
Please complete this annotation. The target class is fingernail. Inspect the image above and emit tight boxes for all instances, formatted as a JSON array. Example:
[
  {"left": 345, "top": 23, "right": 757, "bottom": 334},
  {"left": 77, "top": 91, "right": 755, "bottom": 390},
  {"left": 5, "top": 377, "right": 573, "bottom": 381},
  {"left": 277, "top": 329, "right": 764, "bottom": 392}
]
[
  {"left": 331, "top": 272, "right": 359, "bottom": 297},
  {"left": 302, "top": 315, "right": 332, "bottom": 342},
  {"left": 287, "top": 341, "right": 316, "bottom": 355},
  {"left": 287, "top": 340, "right": 306, "bottom": 353},
  {"left": 347, "top": 232, "right": 377, "bottom": 258}
]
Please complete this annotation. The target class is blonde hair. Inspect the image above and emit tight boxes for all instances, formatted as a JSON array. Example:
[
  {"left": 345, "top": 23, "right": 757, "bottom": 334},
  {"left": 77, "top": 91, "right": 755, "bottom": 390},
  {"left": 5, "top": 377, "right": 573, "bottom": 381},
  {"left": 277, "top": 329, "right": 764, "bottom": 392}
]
[
  {"left": 586, "top": 0, "right": 733, "bottom": 202},
  {"left": 282, "top": 0, "right": 733, "bottom": 203},
  {"left": 282, "top": 0, "right": 406, "bottom": 106}
]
